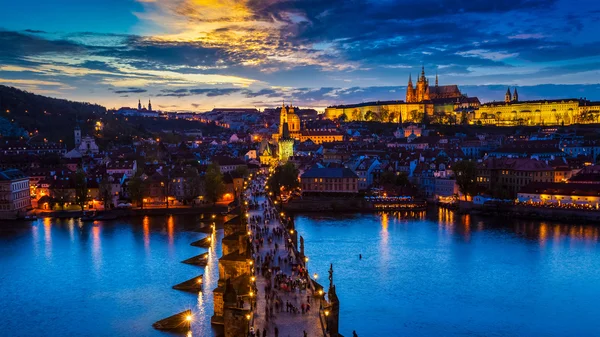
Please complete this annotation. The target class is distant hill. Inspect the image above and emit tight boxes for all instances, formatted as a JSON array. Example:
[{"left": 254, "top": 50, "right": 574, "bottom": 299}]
[
  {"left": 0, "top": 85, "right": 106, "bottom": 143},
  {"left": 0, "top": 85, "right": 228, "bottom": 148}
]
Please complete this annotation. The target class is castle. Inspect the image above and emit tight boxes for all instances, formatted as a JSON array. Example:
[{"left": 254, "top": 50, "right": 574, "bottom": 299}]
[
  {"left": 324, "top": 66, "right": 476, "bottom": 123},
  {"left": 406, "top": 66, "right": 463, "bottom": 103}
]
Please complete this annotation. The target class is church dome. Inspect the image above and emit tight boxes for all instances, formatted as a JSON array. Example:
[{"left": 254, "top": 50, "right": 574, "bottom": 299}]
[{"left": 288, "top": 112, "right": 301, "bottom": 132}]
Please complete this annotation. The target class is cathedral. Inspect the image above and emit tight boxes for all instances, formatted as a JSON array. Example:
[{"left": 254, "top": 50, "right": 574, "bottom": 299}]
[{"left": 406, "top": 66, "right": 462, "bottom": 103}]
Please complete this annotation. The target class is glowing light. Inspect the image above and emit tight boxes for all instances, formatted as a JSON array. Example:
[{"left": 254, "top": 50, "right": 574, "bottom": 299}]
[
  {"left": 251, "top": 276, "right": 255, "bottom": 282},
  {"left": 324, "top": 310, "right": 329, "bottom": 316},
  {"left": 186, "top": 315, "right": 192, "bottom": 322},
  {"left": 318, "top": 290, "right": 323, "bottom": 295},
  {"left": 313, "top": 273, "right": 318, "bottom": 279},
  {"left": 246, "top": 314, "right": 251, "bottom": 320},
  {"left": 304, "top": 257, "right": 309, "bottom": 263}
]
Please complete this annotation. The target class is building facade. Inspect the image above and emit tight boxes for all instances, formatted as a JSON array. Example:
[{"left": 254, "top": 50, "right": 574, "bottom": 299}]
[
  {"left": 300, "top": 167, "right": 359, "bottom": 194},
  {"left": 0, "top": 169, "right": 31, "bottom": 219}
]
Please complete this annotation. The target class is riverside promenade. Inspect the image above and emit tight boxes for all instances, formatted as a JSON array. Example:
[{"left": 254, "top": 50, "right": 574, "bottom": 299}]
[{"left": 246, "top": 179, "right": 324, "bottom": 337}]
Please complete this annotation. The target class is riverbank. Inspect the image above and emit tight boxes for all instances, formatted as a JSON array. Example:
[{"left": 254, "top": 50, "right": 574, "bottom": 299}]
[
  {"left": 459, "top": 201, "right": 600, "bottom": 223},
  {"left": 284, "top": 196, "right": 426, "bottom": 213},
  {"left": 25, "top": 205, "right": 229, "bottom": 221}
]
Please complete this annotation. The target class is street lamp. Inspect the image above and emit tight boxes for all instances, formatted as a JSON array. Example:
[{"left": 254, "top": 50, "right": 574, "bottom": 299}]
[{"left": 313, "top": 273, "right": 318, "bottom": 280}]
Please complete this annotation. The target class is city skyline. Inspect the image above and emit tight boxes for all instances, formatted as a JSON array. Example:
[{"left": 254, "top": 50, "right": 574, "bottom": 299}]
[{"left": 1, "top": 0, "right": 600, "bottom": 111}]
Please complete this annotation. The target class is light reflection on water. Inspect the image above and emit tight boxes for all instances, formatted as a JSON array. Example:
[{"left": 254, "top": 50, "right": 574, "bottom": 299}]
[
  {"left": 0, "top": 215, "right": 222, "bottom": 337},
  {"left": 295, "top": 210, "right": 600, "bottom": 337}
]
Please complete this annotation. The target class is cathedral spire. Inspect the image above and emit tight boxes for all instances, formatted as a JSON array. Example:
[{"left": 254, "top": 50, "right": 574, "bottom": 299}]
[
  {"left": 408, "top": 73, "right": 413, "bottom": 87},
  {"left": 421, "top": 65, "right": 425, "bottom": 81},
  {"left": 505, "top": 87, "right": 512, "bottom": 103},
  {"left": 513, "top": 88, "right": 518, "bottom": 102},
  {"left": 435, "top": 73, "right": 438, "bottom": 87},
  {"left": 138, "top": 99, "right": 142, "bottom": 110},
  {"left": 148, "top": 99, "right": 152, "bottom": 111}
]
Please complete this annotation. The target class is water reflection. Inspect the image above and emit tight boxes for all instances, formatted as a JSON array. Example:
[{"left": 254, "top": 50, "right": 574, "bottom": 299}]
[
  {"left": 143, "top": 216, "right": 150, "bottom": 255},
  {"left": 43, "top": 217, "right": 52, "bottom": 259},
  {"left": 92, "top": 225, "right": 102, "bottom": 273},
  {"left": 294, "top": 208, "right": 600, "bottom": 337}
]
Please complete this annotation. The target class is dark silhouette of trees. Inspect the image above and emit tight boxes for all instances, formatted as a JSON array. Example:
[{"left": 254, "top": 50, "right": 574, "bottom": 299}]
[{"left": 205, "top": 163, "right": 225, "bottom": 205}]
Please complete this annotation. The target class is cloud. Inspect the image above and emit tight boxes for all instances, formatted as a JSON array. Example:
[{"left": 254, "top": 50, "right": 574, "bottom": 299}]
[{"left": 111, "top": 87, "right": 147, "bottom": 94}]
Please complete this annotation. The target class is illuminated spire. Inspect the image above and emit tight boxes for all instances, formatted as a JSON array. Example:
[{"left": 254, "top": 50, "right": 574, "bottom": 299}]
[{"left": 408, "top": 73, "right": 413, "bottom": 87}]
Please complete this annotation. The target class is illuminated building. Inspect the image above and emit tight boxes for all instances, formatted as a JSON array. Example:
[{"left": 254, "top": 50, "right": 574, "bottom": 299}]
[
  {"left": 300, "top": 167, "right": 359, "bottom": 194},
  {"left": 517, "top": 182, "right": 600, "bottom": 206},
  {"left": 474, "top": 91, "right": 600, "bottom": 126},
  {"left": 324, "top": 67, "right": 475, "bottom": 123},
  {"left": 0, "top": 169, "right": 31, "bottom": 219}
]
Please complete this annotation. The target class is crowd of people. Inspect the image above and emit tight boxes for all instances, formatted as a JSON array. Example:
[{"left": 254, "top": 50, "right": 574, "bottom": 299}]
[{"left": 245, "top": 173, "right": 317, "bottom": 337}]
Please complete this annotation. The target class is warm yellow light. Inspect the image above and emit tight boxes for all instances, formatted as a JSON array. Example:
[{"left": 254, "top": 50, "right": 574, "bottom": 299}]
[
  {"left": 212, "top": 214, "right": 216, "bottom": 219},
  {"left": 186, "top": 315, "right": 192, "bottom": 322},
  {"left": 304, "top": 257, "right": 309, "bottom": 262},
  {"left": 324, "top": 310, "right": 329, "bottom": 316},
  {"left": 197, "top": 279, "right": 202, "bottom": 284},
  {"left": 249, "top": 291, "right": 254, "bottom": 297},
  {"left": 313, "top": 273, "right": 318, "bottom": 279},
  {"left": 247, "top": 231, "right": 252, "bottom": 235},
  {"left": 318, "top": 290, "right": 323, "bottom": 295},
  {"left": 289, "top": 229, "right": 294, "bottom": 234},
  {"left": 246, "top": 314, "right": 251, "bottom": 320},
  {"left": 251, "top": 276, "right": 255, "bottom": 282},
  {"left": 249, "top": 260, "right": 253, "bottom": 265}
]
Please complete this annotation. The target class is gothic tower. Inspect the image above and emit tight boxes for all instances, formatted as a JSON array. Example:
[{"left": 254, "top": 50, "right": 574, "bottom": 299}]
[
  {"left": 406, "top": 74, "right": 414, "bottom": 103},
  {"left": 513, "top": 88, "right": 518, "bottom": 102},
  {"left": 138, "top": 99, "right": 142, "bottom": 110},
  {"left": 148, "top": 100, "right": 152, "bottom": 111},
  {"left": 505, "top": 87, "right": 512, "bottom": 103},
  {"left": 278, "top": 121, "right": 294, "bottom": 162}
]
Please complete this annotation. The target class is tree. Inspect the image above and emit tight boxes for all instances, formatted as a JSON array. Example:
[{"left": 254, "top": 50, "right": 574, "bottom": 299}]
[
  {"left": 128, "top": 175, "right": 147, "bottom": 209},
  {"left": 50, "top": 187, "right": 70, "bottom": 211},
  {"left": 205, "top": 163, "right": 225, "bottom": 205},
  {"left": 351, "top": 109, "right": 361, "bottom": 121},
  {"left": 99, "top": 175, "right": 113, "bottom": 209},
  {"left": 338, "top": 113, "right": 348, "bottom": 122},
  {"left": 453, "top": 160, "right": 478, "bottom": 201},
  {"left": 379, "top": 107, "right": 389, "bottom": 123},
  {"left": 364, "top": 110, "right": 374, "bottom": 122},
  {"left": 388, "top": 111, "right": 397, "bottom": 123},
  {"left": 183, "top": 168, "right": 203, "bottom": 206},
  {"left": 74, "top": 168, "right": 88, "bottom": 211},
  {"left": 268, "top": 162, "right": 300, "bottom": 198}
]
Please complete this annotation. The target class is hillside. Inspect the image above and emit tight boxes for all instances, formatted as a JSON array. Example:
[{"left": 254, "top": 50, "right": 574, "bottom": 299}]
[
  {"left": 0, "top": 85, "right": 227, "bottom": 147},
  {"left": 0, "top": 85, "right": 106, "bottom": 142}
]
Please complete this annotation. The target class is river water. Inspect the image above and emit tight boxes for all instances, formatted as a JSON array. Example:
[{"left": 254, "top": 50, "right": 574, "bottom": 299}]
[
  {"left": 1, "top": 210, "right": 599, "bottom": 336},
  {"left": 294, "top": 209, "right": 600, "bottom": 337}
]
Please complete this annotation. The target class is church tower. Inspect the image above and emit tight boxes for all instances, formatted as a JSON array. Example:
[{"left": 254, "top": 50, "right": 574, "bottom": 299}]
[
  {"left": 505, "top": 87, "right": 512, "bottom": 103},
  {"left": 148, "top": 100, "right": 152, "bottom": 111},
  {"left": 513, "top": 88, "right": 518, "bottom": 102},
  {"left": 74, "top": 124, "right": 81, "bottom": 148},
  {"left": 435, "top": 73, "right": 439, "bottom": 87},
  {"left": 278, "top": 120, "right": 294, "bottom": 162},
  {"left": 138, "top": 99, "right": 142, "bottom": 110},
  {"left": 406, "top": 74, "right": 414, "bottom": 103},
  {"left": 278, "top": 102, "right": 288, "bottom": 137}
]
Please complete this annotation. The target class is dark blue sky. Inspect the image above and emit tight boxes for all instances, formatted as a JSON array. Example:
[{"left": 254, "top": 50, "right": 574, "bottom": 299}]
[{"left": 0, "top": 0, "right": 599, "bottom": 111}]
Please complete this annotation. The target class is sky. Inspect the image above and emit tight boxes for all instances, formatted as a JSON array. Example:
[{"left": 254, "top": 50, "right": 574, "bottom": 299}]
[{"left": 1, "top": 0, "right": 600, "bottom": 112}]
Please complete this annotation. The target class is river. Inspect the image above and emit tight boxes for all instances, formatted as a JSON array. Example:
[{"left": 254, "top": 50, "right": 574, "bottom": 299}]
[{"left": 0, "top": 210, "right": 599, "bottom": 336}]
